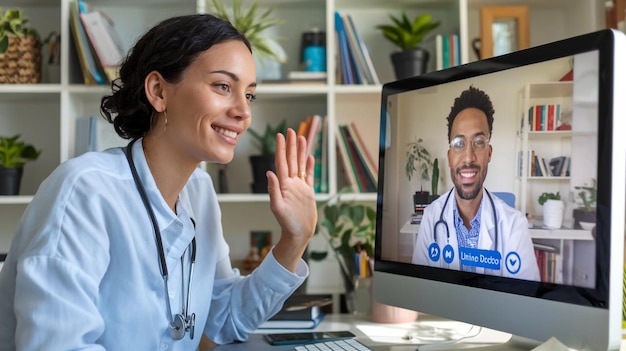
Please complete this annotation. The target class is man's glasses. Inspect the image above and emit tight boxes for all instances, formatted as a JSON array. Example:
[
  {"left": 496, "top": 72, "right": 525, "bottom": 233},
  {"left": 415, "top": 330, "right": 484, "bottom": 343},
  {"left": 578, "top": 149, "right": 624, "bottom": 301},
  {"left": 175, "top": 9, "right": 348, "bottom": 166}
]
[{"left": 449, "top": 135, "right": 490, "bottom": 154}]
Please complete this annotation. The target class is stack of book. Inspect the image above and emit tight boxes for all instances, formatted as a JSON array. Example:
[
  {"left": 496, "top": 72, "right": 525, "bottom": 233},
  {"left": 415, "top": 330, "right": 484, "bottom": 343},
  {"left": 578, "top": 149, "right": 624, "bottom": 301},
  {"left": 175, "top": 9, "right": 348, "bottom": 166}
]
[
  {"left": 526, "top": 104, "right": 566, "bottom": 131},
  {"left": 334, "top": 11, "right": 379, "bottom": 85},
  {"left": 70, "top": 0, "right": 125, "bottom": 84},
  {"left": 336, "top": 122, "right": 378, "bottom": 193},
  {"left": 258, "top": 294, "right": 333, "bottom": 329},
  {"left": 521, "top": 151, "right": 570, "bottom": 178},
  {"left": 435, "top": 33, "right": 461, "bottom": 70}
]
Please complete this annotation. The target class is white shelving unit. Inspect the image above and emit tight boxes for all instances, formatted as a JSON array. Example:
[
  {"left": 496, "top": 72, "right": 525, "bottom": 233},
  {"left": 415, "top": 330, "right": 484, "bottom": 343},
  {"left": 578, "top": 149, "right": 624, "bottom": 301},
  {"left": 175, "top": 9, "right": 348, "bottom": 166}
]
[
  {"left": 516, "top": 81, "right": 574, "bottom": 218},
  {"left": 0, "top": 0, "right": 604, "bottom": 293}
]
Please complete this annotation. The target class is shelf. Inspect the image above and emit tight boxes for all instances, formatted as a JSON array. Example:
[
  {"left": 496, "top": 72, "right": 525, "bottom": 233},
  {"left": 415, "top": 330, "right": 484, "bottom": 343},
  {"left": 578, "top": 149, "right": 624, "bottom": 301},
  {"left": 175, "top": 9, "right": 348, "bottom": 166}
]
[
  {"left": 527, "top": 81, "right": 573, "bottom": 98},
  {"left": 527, "top": 131, "right": 571, "bottom": 137},
  {"left": 0, "top": 196, "right": 34, "bottom": 205},
  {"left": 255, "top": 84, "right": 329, "bottom": 97},
  {"left": 526, "top": 176, "right": 569, "bottom": 181},
  {"left": 529, "top": 227, "right": 593, "bottom": 240},
  {"left": 333, "top": 85, "right": 382, "bottom": 94}
]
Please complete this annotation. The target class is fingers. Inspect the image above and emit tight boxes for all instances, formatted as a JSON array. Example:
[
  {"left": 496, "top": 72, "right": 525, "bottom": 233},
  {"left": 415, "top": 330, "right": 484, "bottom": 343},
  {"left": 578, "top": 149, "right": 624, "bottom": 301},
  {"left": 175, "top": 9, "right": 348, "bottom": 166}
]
[
  {"left": 274, "top": 131, "right": 287, "bottom": 181},
  {"left": 286, "top": 128, "right": 298, "bottom": 178},
  {"left": 305, "top": 153, "right": 314, "bottom": 187},
  {"left": 297, "top": 135, "right": 308, "bottom": 180},
  {"left": 275, "top": 128, "right": 312, "bottom": 183}
]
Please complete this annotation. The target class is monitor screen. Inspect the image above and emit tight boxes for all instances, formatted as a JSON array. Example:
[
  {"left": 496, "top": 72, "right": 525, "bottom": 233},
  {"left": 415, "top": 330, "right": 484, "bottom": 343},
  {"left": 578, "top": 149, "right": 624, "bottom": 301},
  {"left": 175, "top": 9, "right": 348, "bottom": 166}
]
[{"left": 373, "top": 29, "right": 625, "bottom": 350}]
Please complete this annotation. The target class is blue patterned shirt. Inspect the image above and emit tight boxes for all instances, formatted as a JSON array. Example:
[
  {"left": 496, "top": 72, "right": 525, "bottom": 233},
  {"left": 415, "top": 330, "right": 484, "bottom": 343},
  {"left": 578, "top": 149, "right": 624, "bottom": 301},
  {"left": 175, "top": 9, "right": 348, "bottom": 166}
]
[{"left": 454, "top": 198, "right": 482, "bottom": 271}]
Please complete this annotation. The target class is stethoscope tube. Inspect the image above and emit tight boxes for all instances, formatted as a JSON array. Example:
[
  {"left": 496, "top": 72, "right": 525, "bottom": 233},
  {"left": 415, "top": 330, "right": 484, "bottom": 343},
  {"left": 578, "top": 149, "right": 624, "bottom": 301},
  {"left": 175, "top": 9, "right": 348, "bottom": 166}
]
[
  {"left": 124, "top": 139, "right": 196, "bottom": 340},
  {"left": 434, "top": 188, "right": 499, "bottom": 250}
]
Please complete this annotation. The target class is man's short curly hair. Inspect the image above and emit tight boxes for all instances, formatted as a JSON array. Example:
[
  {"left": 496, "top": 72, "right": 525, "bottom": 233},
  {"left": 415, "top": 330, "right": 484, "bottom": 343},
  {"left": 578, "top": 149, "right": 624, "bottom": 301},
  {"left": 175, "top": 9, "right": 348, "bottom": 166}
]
[{"left": 446, "top": 85, "right": 495, "bottom": 141}]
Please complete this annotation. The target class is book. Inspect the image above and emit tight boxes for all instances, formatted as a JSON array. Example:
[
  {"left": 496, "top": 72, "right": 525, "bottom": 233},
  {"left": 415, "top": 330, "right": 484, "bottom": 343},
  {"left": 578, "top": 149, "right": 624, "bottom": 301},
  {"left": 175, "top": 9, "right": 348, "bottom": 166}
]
[
  {"left": 69, "top": 0, "right": 106, "bottom": 85},
  {"left": 341, "top": 126, "right": 369, "bottom": 192},
  {"left": 340, "top": 14, "right": 366, "bottom": 84},
  {"left": 549, "top": 156, "right": 566, "bottom": 177},
  {"left": 306, "top": 115, "right": 322, "bottom": 156},
  {"left": 342, "top": 124, "right": 377, "bottom": 190},
  {"left": 79, "top": 10, "right": 125, "bottom": 83},
  {"left": 334, "top": 11, "right": 355, "bottom": 84},
  {"left": 258, "top": 294, "right": 332, "bottom": 329},
  {"left": 340, "top": 125, "right": 376, "bottom": 192},
  {"left": 344, "top": 14, "right": 379, "bottom": 84},
  {"left": 74, "top": 116, "right": 126, "bottom": 155},
  {"left": 346, "top": 122, "right": 377, "bottom": 177},
  {"left": 319, "top": 116, "right": 329, "bottom": 193},
  {"left": 335, "top": 130, "right": 359, "bottom": 192}
]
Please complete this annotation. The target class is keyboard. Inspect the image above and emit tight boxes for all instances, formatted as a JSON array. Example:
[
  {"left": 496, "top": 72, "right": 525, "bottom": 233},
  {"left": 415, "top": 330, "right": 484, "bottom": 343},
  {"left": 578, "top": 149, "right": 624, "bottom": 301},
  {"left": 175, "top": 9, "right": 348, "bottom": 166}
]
[{"left": 294, "top": 338, "right": 372, "bottom": 350}]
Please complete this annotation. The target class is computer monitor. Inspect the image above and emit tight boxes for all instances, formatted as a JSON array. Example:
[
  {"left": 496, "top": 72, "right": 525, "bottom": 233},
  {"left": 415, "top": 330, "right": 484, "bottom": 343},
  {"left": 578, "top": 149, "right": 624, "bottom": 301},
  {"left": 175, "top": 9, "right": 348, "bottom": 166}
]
[{"left": 373, "top": 29, "right": 626, "bottom": 350}]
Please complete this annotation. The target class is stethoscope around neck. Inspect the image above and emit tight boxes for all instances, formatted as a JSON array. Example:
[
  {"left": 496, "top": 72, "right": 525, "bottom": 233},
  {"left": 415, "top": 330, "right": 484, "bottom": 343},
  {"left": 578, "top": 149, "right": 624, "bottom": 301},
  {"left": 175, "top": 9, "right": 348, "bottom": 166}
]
[
  {"left": 124, "top": 139, "right": 196, "bottom": 340},
  {"left": 434, "top": 188, "right": 499, "bottom": 250}
]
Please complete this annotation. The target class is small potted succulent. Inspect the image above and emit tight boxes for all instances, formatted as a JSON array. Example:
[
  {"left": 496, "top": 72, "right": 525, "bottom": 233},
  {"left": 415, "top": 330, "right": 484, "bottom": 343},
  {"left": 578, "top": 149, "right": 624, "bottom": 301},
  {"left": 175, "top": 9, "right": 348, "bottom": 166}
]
[
  {"left": 247, "top": 119, "right": 287, "bottom": 193},
  {"left": 376, "top": 11, "right": 440, "bottom": 79},
  {"left": 0, "top": 134, "right": 41, "bottom": 195}
]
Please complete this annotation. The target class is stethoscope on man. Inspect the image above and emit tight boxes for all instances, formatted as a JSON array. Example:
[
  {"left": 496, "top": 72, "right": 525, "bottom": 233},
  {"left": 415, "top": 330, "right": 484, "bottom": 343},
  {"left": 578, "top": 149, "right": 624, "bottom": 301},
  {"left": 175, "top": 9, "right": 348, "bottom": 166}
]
[
  {"left": 125, "top": 139, "right": 196, "bottom": 340},
  {"left": 428, "top": 187, "right": 506, "bottom": 273}
]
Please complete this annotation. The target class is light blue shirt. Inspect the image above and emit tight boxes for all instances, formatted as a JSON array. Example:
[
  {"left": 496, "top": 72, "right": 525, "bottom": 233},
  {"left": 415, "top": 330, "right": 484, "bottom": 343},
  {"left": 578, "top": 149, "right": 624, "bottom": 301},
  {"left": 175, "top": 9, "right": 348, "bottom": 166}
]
[{"left": 0, "top": 139, "right": 308, "bottom": 350}]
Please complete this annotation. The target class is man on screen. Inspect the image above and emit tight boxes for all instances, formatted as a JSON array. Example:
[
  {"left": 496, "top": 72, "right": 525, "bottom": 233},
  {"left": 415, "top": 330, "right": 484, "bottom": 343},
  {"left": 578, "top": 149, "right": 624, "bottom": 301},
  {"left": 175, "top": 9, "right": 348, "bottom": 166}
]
[{"left": 412, "top": 86, "right": 540, "bottom": 281}]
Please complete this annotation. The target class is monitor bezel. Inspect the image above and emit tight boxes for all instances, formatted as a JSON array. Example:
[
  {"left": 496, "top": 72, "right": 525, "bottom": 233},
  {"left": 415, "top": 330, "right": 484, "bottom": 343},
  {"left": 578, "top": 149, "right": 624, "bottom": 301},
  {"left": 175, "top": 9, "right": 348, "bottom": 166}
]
[{"left": 373, "top": 29, "right": 625, "bottom": 350}]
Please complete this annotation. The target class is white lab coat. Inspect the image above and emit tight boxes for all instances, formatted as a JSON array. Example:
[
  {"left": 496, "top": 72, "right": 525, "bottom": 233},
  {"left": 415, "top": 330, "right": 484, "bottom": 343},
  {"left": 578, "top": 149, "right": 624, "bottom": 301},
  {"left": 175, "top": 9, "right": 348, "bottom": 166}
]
[{"left": 412, "top": 188, "right": 540, "bottom": 281}]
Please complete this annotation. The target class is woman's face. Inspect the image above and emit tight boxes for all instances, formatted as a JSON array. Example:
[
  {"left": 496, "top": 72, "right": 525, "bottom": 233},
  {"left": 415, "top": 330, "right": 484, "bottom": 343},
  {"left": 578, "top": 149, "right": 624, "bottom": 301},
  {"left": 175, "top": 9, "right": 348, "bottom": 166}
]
[{"left": 159, "top": 40, "right": 256, "bottom": 164}]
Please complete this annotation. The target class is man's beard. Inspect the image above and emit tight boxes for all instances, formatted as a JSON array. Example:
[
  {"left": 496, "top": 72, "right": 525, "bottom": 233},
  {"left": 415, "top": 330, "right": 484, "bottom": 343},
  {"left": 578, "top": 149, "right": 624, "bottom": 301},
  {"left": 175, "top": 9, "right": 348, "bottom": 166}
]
[{"left": 453, "top": 165, "right": 486, "bottom": 200}]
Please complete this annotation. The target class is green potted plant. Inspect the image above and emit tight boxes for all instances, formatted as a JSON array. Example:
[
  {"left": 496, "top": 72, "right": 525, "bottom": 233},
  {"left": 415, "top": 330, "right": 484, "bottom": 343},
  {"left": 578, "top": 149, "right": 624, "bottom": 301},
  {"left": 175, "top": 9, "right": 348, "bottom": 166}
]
[
  {"left": 376, "top": 11, "right": 440, "bottom": 79},
  {"left": 538, "top": 191, "right": 563, "bottom": 229},
  {"left": 0, "top": 134, "right": 41, "bottom": 195},
  {"left": 573, "top": 179, "right": 597, "bottom": 229},
  {"left": 0, "top": 8, "right": 42, "bottom": 83},
  {"left": 309, "top": 188, "right": 376, "bottom": 293},
  {"left": 208, "top": 0, "right": 286, "bottom": 79},
  {"left": 247, "top": 119, "right": 287, "bottom": 193},
  {"left": 405, "top": 137, "right": 434, "bottom": 208}
]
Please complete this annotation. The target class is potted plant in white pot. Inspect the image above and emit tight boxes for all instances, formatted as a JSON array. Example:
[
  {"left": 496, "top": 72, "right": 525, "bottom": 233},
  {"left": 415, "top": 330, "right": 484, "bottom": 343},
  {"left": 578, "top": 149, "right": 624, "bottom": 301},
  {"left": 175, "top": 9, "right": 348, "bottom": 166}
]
[
  {"left": 247, "top": 119, "right": 287, "bottom": 193},
  {"left": 538, "top": 191, "right": 563, "bottom": 229},
  {"left": 0, "top": 134, "right": 41, "bottom": 195},
  {"left": 376, "top": 11, "right": 440, "bottom": 80}
]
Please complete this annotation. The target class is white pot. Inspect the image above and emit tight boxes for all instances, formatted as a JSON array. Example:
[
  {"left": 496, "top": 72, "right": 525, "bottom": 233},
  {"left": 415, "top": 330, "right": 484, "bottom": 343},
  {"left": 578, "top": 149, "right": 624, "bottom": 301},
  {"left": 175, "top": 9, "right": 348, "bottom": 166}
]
[{"left": 543, "top": 199, "right": 564, "bottom": 229}]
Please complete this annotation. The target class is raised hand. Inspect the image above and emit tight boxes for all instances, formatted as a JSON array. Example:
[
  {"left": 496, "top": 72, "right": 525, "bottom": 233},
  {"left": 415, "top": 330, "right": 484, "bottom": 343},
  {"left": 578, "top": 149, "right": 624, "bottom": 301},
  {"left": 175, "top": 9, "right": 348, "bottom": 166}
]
[{"left": 266, "top": 128, "right": 317, "bottom": 272}]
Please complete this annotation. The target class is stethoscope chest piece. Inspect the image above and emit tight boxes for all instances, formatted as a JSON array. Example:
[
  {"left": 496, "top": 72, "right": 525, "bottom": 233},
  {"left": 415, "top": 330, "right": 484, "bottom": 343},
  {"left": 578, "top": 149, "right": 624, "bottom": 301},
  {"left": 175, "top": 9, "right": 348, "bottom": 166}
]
[
  {"left": 170, "top": 312, "right": 195, "bottom": 340},
  {"left": 170, "top": 314, "right": 186, "bottom": 340}
]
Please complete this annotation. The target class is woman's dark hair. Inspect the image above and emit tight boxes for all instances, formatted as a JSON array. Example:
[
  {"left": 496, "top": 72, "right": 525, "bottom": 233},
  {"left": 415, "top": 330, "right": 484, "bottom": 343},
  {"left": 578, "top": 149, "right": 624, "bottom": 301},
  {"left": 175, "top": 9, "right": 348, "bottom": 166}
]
[
  {"left": 446, "top": 85, "right": 495, "bottom": 141},
  {"left": 100, "top": 14, "right": 251, "bottom": 139}
]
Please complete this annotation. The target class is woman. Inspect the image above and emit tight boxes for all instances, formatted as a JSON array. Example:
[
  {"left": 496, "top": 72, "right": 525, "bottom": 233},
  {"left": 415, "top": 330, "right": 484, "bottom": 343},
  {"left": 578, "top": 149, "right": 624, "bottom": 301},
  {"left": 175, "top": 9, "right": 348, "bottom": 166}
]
[{"left": 0, "top": 14, "right": 317, "bottom": 350}]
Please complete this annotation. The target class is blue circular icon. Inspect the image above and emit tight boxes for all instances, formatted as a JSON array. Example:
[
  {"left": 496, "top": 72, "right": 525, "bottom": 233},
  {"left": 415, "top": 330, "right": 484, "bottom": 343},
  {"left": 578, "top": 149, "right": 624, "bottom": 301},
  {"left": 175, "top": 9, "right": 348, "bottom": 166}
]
[
  {"left": 428, "top": 243, "right": 441, "bottom": 262},
  {"left": 442, "top": 245, "right": 455, "bottom": 264},
  {"left": 505, "top": 252, "right": 521, "bottom": 274}
]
